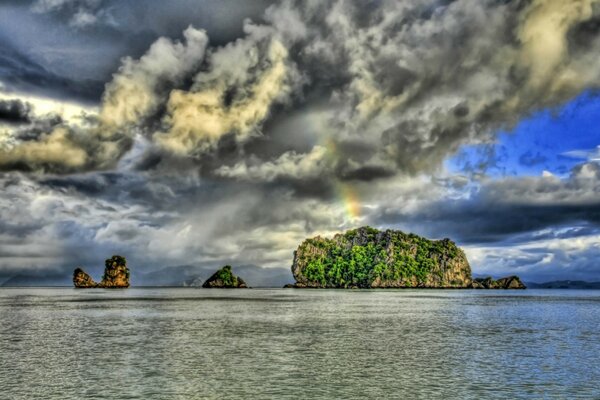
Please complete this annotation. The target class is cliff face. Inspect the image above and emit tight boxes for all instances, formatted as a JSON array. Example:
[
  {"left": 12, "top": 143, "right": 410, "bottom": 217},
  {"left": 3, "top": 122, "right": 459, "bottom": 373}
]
[
  {"left": 100, "top": 255, "right": 130, "bottom": 288},
  {"left": 73, "top": 268, "right": 97, "bottom": 288},
  {"left": 292, "top": 227, "right": 472, "bottom": 288},
  {"left": 202, "top": 265, "right": 248, "bottom": 288},
  {"left": 73, "top": 255, "right": 130, "bottom": 288}
]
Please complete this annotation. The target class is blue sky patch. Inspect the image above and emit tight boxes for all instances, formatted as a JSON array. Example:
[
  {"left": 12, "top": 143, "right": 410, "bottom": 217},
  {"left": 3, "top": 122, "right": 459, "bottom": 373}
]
[{"left": 448, "top": 92, "right": 600, "bottom": 177}]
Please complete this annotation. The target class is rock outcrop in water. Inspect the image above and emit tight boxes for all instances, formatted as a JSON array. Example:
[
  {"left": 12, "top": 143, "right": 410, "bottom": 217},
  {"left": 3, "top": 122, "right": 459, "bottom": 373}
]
[
  {"left": 73, "top": 255, "right": 130, "bottom": 288},
  {"left": 73, "top": 268, "right": 97, "bottom": 288},
  {"left": 288, "top": 227, "right": 525, "bottom": 289},
  {"left": 202, "top": 265, "right": 248, "bottom": 288},
  {"left": 291, "top": 227, "right": 473, "bottom": 288},
  {"left": 472, "top": 276, "right": 526, "bottom": 289}
]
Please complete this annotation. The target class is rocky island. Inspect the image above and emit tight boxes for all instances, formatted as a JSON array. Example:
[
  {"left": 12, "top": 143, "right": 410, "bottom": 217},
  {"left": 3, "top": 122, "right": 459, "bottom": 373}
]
[
  {"left": 73, "top": 255, "right": 130, "bottom": 288},
  {"left": 288, "top": 227, "right": 525, "bottom": 289},
  {"left": 202, "top": 265, "right": 248, "bottom": 288},
  {"left": 472, "top": 276, "right": 526, "bottom": 289}
]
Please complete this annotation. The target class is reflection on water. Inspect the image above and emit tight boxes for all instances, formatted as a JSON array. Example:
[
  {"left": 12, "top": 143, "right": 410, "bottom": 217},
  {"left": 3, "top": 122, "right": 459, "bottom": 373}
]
[{"left": 1, "top": 288, "right": 599, "bottom": 399}]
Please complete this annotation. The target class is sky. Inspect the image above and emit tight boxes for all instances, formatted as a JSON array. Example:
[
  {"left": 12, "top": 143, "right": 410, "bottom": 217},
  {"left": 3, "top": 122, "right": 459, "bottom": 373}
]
[{"left": 1, "top": 0, "right": 600, "bottom": 286}]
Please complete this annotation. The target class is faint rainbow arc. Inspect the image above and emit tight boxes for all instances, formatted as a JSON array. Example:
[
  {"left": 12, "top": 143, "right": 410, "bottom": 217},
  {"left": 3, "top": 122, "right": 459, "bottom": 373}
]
[{"left": 320, "top": 136, "right": 361, "bottom": 221}]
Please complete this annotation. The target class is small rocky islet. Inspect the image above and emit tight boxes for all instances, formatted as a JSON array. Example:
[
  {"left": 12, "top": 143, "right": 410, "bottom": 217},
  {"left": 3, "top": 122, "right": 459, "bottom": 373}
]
[
  {"left": 73, "top": 255, "right": 130, "bottom": 288},
  {"left": 202, "top": 265, "right": 248, "bottom": 288},
  {"left": 73, "top": 257, "right": 249, "bottom": 289},
  {"left": 472, "top": 275, "right": 525, "bottom": 289},
  {"left": 287, "top": 226, "right": 525, "bottom": 289}
]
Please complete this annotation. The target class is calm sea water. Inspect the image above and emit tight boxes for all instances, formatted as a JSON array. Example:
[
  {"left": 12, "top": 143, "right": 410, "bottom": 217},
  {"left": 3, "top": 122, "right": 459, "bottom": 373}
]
[{"left": 0, "top": 288, "right": 599, "bottom": 399}]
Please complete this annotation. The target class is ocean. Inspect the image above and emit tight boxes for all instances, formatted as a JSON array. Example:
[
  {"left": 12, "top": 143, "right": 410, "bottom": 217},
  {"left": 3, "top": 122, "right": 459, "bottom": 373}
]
[{"left": 1, "top": 288, "right": 598, "bottom": 399}]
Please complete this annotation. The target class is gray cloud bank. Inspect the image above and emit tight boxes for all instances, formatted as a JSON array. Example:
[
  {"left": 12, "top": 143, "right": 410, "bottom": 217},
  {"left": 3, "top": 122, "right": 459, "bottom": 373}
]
[{"left": 2, "top": 0, "right": 600, "bottom": 284}]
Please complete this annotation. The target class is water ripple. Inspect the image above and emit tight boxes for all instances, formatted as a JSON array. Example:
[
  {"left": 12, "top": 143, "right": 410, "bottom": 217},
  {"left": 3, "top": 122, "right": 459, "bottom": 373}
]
[{"left": 0, "top": 288, "right": 599, "bottom": 399}]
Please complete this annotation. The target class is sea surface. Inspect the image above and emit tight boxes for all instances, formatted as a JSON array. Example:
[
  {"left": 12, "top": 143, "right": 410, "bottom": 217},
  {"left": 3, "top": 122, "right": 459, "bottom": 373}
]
[{"left": 0, "top": 288, "right": 599, "bottom": 399}]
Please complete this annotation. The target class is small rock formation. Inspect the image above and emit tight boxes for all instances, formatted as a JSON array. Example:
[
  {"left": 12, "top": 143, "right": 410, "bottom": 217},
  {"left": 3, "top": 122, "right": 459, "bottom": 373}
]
[
  {"left": 202, "top": 265, "right": 248, "bottom": 288},
  {"left": 472, "top": 276, "right": 526, "bottom": 289},
  {"left": 73, "top": 255, "right": 130, "bottom": 288},
  {"left": 73, "top": 268, "right": 97, "bottom": 288},
  {"left": 100, "top": 255, "right": 130, "bottom": 287}
]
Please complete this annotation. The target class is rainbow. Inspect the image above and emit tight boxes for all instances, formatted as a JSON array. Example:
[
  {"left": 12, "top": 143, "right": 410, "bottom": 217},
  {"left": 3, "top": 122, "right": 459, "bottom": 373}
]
[
  {"left": 322, "top": 137, "right": 361, "bottom": 221},
  {"left": 336, "top": 180, "right": 361, "bottom": 220}
]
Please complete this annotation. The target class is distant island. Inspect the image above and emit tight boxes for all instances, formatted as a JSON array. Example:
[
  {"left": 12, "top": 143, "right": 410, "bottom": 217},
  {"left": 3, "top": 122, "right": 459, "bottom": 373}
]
[
  {"left": 526, "top": 280, "right": 600, "bottom": 289},
  {"left": 287, "top": 226, "right": 525, "bottom": 289},
  {"left": 73, "top": 255, "right": 130, "bottom": 288},
  {"left": 472, "top": 276, "right": 525, "bottom": 289},
  {"left": 202, "top": 265, "right": 248, "bottom": 288}
]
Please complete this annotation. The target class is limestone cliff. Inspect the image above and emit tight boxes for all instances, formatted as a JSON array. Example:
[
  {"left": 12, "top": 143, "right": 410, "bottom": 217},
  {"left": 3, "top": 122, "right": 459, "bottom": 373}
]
[
  {"left": 73, "top": 255, "right": 130, "bottom": 288},
  {"left": 73, "top": 268, "right": 97, "bottom": 288},
  {"left": 202, "top": 265, "right": 248, "bottom": 288},
  {"left": 100, "top": 255, "right": 130, "bottom": 287},
  {"left": 291, "top": 227, "right": 472, "bottom": 288}
]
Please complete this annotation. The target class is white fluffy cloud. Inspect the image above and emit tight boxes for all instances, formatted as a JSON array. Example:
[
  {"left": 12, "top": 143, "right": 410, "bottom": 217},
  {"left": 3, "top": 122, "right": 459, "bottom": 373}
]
[
  {"left": 215, "top": 145, "right": 329, "bottom": 181},
  {"left": 465, "top": 232, "right": 600, "bottom": 282},
  {"left": 100, "top": 26, "right": 209, "bottom": 129},
  {"left": 156, "top": 36, "right": 300, "bottom": 154}
]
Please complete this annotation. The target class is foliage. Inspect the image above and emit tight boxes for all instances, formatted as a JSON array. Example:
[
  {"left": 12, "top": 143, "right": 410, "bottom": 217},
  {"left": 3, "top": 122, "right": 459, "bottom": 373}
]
[
  {"left": 105, "top": 255, "right": 127, "bottom": 269},
  {"left": 214, "top": 265, "right": 238, "bottom": 286},
  {"left": 102, "top": 255, "right": 129, "bottom": 282},
  {"left": 297, "top": 227, "right": 462, "bottom": 288}
]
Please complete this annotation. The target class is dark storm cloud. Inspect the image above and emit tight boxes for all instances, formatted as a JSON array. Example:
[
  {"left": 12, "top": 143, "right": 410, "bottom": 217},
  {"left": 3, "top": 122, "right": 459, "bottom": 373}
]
[
  {"left": 338, "top": 165, "right": 396, "bottom": 182},
  {"left": 0, "top": 40, "right": 104, "bottom": 102},
  {"left": 373, "top": 162, "right": 600, "bottom": 245},
  {"left": 13, "top": 114, "right": 63, "bottom": 141},
  {"left": 0, "top": 99, "right": 32, "bottom": 124},
  {"left": 37, "top": 168, "right": 333, "bottom": 230},
  {"left": 461, "top": 228, "right": 600, "bottom": 283},
  {"left": 388, "top": 201, "right": 600, "bottom": 245},
  {"left": 39, "top": 171, "right": 197, "bottom": 210},
  {"left": 0, "top": 1, "right": 275, "bottom": 102},
  {"left": 28, "top": 0, "right": 275, "bottom": 40}
]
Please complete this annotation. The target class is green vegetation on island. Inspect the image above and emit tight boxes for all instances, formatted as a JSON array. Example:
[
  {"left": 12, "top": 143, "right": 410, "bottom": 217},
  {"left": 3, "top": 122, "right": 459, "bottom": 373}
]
[
  {"left": 472, "top": 276, "right": 526, "bottom": 289},
  {"left": 202, "top": 265, "right": 248, "bottom": 288},
  {"left": 289, "top": 227, "right": 527, "bottom": 289},
  {"left": 291, "top": 226, "right": 472, "bottom": 288}
]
